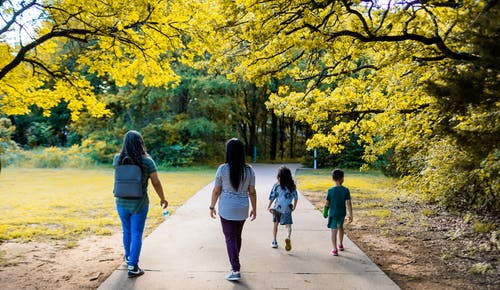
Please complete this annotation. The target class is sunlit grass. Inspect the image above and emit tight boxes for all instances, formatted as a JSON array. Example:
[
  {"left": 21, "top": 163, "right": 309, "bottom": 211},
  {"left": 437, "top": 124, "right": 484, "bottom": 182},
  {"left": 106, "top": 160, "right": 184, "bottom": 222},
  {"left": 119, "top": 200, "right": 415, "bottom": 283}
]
[
  {"left": 296, "top": 168, "right": 396, "bottom": 215},
  {"left": 296, "top": 168, "right": 393, "bottom": 194},
  {"left": 0, "top": 167, "right": 214, "bottom": 242}
]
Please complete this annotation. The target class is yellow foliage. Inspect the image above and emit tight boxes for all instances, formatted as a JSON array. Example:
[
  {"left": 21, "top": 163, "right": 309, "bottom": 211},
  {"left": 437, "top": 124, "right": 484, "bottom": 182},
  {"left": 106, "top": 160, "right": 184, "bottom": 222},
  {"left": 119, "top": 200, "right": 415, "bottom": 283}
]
[{"left": 1, "top": 0, "right": 194, "bottom": 119}]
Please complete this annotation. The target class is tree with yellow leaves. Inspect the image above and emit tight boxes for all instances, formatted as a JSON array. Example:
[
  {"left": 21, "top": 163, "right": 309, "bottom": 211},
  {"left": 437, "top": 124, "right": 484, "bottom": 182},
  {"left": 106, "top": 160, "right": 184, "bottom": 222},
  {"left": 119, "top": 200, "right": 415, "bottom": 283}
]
[
  {"left": 189, "top": 0, "right": 499, "bottom": 214},
  {"left": 0, "top": 0, "right": 191, "bottom": 121}
]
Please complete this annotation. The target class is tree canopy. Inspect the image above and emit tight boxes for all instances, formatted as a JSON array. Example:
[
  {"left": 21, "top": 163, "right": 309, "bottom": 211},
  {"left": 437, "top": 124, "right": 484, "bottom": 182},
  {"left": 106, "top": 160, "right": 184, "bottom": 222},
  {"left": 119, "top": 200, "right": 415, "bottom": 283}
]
[
  {"left": 0, "top": 0, "right": 192, "bottom": 120},
  {"left": 1, "top": 0, "right": 498, "bottom": 214},
  {"left": 188, "top": 0, "right": 499, "bottom": 214}
]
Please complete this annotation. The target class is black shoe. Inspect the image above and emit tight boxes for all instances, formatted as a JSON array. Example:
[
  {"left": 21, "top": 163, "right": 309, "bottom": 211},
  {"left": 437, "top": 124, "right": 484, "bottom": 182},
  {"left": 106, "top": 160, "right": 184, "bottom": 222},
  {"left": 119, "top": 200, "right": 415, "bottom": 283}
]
[
  {"left": 128, "top": 265, "right": 144, "bottom": 278},
  {"left": 124, "top": 255, "right": 129, "bottom": 264}
]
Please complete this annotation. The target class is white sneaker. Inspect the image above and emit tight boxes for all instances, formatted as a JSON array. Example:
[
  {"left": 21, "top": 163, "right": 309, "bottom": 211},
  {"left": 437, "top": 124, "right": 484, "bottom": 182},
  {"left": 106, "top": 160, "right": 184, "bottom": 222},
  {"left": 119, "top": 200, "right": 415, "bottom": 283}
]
[
  {"left": 271, "top": 240, "right": 278, "bottom": 248},
  {"left": 225, "top": 271, "right": 241, "bottom": 281}
]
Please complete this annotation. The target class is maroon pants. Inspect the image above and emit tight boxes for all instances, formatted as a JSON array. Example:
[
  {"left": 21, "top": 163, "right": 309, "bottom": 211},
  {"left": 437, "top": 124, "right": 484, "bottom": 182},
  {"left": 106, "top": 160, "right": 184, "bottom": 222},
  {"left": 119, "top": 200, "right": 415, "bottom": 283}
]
[{"left": 220, "top": 217, "right": 245, "bottom": 272}]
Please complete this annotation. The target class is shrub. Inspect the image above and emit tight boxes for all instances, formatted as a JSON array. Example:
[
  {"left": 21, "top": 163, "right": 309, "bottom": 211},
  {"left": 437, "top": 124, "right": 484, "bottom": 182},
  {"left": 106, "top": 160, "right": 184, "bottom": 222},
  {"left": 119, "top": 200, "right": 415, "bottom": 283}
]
[
  {"left": 80, "top": 138, "right": 119, "bottom": 163},
  {"left": 152, "top": 141, "right": 204, "bottom": 167},
  {"left": 5, "top": 145, "right": 96, "bottom": 169},
  {"left": 399, "top": 138, "right": 500, "bottom": 216},
  {"left": 32, "top": 147, "right": 65, "bottom": 168}
]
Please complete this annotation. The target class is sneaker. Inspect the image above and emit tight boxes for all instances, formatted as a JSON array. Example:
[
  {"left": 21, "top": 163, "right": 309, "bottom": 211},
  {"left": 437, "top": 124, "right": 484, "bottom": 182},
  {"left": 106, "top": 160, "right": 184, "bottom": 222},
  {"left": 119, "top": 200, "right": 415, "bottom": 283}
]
[
  {"left": 330, "top": 249, "right": 338, "bottom": 256},
  {"left": 271, "top": 240, "right": 278, "bottom": 248},
  {"left": 338, "top": 244, "right": 344, "bottom": 251},
  {"left": 123, "top": 255, "right": 129, "bottom": 264},
  {"left": 225, "top": 271, "right": 241, "bottom": 281},
  {"left": 128, "top": 265, "right": 144, "bottom": 278},
  {"left": 285, "top": 238, "right": 292, "bottom": 251}
]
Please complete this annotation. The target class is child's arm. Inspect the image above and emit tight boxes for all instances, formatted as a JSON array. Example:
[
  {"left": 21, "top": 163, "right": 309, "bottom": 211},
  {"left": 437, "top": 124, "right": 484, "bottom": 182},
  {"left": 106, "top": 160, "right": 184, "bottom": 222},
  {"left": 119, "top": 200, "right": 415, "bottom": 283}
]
[
  {"left": 291, "top": 189, "right": 298, "bottom": 211},
  {"left": 346, "top": 199, "right": 353, "bottom": 222},
  {"left": 267, "top": 199, "right": 274, "bottom": 213},
  {"left": 268, "top": 185, "right": 277, "bottom": 213},
  {"left": 323, "top": 200, "right": 330, "bottom": 218}
]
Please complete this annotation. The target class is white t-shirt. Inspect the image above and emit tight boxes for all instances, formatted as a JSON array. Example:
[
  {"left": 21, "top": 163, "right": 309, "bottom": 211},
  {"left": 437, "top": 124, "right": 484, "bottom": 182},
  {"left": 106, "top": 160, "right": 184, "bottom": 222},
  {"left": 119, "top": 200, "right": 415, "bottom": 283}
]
[{"left": 214, "top": 163, "right": 256, "bottom": 221}]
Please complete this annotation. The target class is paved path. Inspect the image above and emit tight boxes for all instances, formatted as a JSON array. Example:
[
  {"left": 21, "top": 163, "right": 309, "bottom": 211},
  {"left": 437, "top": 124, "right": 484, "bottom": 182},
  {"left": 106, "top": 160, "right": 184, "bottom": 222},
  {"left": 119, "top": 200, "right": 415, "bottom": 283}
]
[{"left": 99, "top": 164, "right": 400, "bottom": 290}]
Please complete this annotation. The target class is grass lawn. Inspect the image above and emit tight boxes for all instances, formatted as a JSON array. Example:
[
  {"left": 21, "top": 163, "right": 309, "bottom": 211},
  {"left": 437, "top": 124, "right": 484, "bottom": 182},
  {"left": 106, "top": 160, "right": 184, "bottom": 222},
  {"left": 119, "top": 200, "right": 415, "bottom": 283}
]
[
  {"left": 295, "top": 168, "right": 396, "bottom": 218},
  {"left": 0, "top": 167, "right": 215, "bottom": 242}
]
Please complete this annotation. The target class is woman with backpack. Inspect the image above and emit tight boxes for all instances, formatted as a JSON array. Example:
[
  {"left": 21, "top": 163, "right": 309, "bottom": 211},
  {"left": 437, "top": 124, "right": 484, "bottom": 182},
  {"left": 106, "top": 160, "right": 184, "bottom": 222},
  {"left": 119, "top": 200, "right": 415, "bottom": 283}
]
[{"left": 113, "top": 130, "right": 168, "bottom": 278}]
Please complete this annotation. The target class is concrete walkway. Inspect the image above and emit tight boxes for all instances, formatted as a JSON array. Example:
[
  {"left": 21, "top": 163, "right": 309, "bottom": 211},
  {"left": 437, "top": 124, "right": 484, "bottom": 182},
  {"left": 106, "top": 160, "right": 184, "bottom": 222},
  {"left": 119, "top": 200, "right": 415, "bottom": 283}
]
[{"left": 99, "top": 164, "right": 400, "bottom": 290}]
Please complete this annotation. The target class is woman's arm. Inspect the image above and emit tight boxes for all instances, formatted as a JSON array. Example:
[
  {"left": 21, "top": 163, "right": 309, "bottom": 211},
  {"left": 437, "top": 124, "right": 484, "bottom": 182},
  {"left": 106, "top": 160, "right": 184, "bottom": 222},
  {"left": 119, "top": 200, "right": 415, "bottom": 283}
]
[
  {"left": 150, "top": 172, "right": 168, "bottom": 209},
  {"left": 210, "top": 186, "right": 221, "bottom": 218},
  {"left": 248, "top": 185, "right": 257, "bottom": 221}
]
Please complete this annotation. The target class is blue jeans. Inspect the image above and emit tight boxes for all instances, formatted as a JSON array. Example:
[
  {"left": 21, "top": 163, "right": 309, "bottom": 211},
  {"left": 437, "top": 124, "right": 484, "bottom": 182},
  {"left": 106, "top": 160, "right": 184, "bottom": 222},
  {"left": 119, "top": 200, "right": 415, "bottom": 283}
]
[{"left": 117, "top": 204, "right": 148, "bottom": 266}]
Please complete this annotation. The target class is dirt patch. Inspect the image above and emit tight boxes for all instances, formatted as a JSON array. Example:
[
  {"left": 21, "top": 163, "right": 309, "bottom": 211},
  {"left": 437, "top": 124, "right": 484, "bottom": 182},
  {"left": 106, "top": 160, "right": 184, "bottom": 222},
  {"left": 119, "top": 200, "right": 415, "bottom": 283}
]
[
  {"left": 302, "top": 191, "right": 500, "bottom": 290},
  {"left": 0, "top": 234, "right": 122, "bottom": 290}
]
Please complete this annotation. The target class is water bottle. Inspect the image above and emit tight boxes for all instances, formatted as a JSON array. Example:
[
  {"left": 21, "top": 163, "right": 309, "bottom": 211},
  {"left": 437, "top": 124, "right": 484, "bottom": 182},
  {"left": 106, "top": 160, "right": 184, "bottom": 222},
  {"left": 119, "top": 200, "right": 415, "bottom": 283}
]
[{"left": 162, "top": 208, "right": 170, "bottom": 220}]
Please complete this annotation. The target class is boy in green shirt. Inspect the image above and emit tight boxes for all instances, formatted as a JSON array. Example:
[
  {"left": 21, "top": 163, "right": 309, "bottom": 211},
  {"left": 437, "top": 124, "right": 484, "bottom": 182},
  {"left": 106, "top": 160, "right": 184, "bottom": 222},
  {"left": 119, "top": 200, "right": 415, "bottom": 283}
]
[{"left": 323, "top": 169, "right": 353, "bottom": 256}]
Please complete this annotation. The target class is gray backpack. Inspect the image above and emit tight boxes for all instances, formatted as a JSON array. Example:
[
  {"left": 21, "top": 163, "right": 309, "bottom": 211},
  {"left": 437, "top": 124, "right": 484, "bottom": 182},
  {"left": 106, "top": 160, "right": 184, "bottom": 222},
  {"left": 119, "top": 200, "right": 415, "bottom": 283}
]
[{"left": 113, "top": 156, "right": 143, "bottom": 198}]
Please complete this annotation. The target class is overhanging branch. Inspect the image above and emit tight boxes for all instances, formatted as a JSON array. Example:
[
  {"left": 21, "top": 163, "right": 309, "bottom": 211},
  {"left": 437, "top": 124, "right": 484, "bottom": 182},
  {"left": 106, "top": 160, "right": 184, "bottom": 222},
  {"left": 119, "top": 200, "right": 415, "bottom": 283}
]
[
  {"left": 0, "top": 0, "right": 38, "bottom": 35},
  {"left": 324, "top": 30, "right": 477, "bottom": 61},
  {"left": 0, "top": 28, "right": 92, "bottom": 80}
]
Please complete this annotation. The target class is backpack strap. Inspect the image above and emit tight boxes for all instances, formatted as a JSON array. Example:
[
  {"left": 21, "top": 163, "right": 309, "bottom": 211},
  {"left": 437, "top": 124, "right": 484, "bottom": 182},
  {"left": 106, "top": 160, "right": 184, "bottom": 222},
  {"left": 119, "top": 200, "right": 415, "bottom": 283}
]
[{"left": 121, "top": 155, "right": 134, "bottom": 165}]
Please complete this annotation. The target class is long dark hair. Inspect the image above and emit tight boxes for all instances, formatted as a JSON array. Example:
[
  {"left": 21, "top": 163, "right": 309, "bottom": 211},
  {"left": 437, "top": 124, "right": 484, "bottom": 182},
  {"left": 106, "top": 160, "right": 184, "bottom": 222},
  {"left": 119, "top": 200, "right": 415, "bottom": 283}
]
[
  {"left": 278, "top": 165, "right": 296, "bottom": 192},
  {"left": 118, "top": 130, "right": 147, "bottom": 168},
  {"left": 225, "top": 138, "right": 246, "bottom": 190}
]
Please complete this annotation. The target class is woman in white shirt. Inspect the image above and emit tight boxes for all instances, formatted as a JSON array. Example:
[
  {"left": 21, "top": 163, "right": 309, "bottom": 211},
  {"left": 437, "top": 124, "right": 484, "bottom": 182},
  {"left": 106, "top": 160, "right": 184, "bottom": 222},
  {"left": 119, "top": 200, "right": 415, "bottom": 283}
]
[{"left": 209, "top": 138, "right": 257, "bottom": 281}]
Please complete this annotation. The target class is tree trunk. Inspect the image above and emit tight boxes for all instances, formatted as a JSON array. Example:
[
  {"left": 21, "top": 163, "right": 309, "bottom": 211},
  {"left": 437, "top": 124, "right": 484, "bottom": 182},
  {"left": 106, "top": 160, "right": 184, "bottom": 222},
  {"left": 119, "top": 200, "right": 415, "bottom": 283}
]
[
  {"left": 289, "top": 119, "right": 295, "bottom": 159},
  {"left": 270, "top": 111, "right": 278, "bottom": 160},
  {"left": 279, "top": 116, "right": 285, "bottom": 160},
  {"left": 240, "top": 123, "right": 249, "bottom": 154},
  {"left": 249, "top": 85, "right": 257, "bottom": 160}
]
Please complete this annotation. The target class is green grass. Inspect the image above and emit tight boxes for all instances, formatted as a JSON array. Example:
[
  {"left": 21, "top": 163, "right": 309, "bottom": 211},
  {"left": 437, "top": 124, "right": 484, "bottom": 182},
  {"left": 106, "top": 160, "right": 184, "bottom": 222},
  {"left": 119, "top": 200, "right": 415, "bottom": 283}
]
[
  {"left": 296, "top": 168, "right": 396, "bottom": 215},
  {"left": 0, "top": 167, "right": 214, "bottom": 242},
  {"left": 296, "top": 168, "right": 394, "bottom": 197}
]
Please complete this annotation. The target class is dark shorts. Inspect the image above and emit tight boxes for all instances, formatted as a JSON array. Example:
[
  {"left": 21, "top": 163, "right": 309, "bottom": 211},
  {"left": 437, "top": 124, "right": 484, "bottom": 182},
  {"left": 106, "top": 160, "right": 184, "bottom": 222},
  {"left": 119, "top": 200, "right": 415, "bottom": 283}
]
[
  {"left": 272, "top": 210, "right": 293, "bottom": 225},
  {"left": 327, "top": 216, "right": 345, "bottom": 229}
]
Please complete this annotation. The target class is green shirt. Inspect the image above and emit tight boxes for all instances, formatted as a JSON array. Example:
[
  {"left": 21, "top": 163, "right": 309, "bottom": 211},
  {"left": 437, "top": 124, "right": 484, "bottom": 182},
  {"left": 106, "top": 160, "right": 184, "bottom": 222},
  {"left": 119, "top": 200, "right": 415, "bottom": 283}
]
[
  {"left": 113, "top": 154, "right": 158, "bottom": 213},
  {"left": 326, "top": 185, "right": 351, "bottom": 218}
]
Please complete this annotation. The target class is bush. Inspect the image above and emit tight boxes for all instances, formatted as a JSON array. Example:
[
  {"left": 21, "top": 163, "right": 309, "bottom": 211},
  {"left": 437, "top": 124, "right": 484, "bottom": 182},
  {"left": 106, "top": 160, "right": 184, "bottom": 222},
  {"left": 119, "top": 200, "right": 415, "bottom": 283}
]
[
  {"left": 80, "top": 138, "right": 119, "bottom": 163},
  {"left": 32, "top": 147, "right": 65, "bottom": 168},
  {"left": 399, "top": 138, "right": 500, "bottom": 216},
  {"left": 5, "top": 146, "right": 96, "bottom": 169},
  {"left": 152, "top": 141, "right": 204, "bottom": 167}
]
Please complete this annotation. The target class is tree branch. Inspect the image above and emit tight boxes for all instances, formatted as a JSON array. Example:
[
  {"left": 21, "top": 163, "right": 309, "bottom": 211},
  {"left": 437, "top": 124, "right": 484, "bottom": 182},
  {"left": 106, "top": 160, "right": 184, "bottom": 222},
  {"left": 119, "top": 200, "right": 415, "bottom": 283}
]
[
  {"left": 324, "top": 30, "right": 478, "bottom": 61},
  {"left": 24, "top": 58, "right": 65, "bottom": 78},
  {"left": 283, "top": 1, "right": 478, "bottom": 62},
  {"left": 0, "top": 28, "right": 92, "bottom": 80},
  {"left": 324, "top": 104, "right": 431, "bottom": 123},
  {"left": 260, "top": 50, "right": 305, "bottom": 77},
  {"left": 341, "top": 0, "right": 373, "bottom": 38},
  {"left": 0, "top": 0, "right": 38, "bottom": 35}
]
